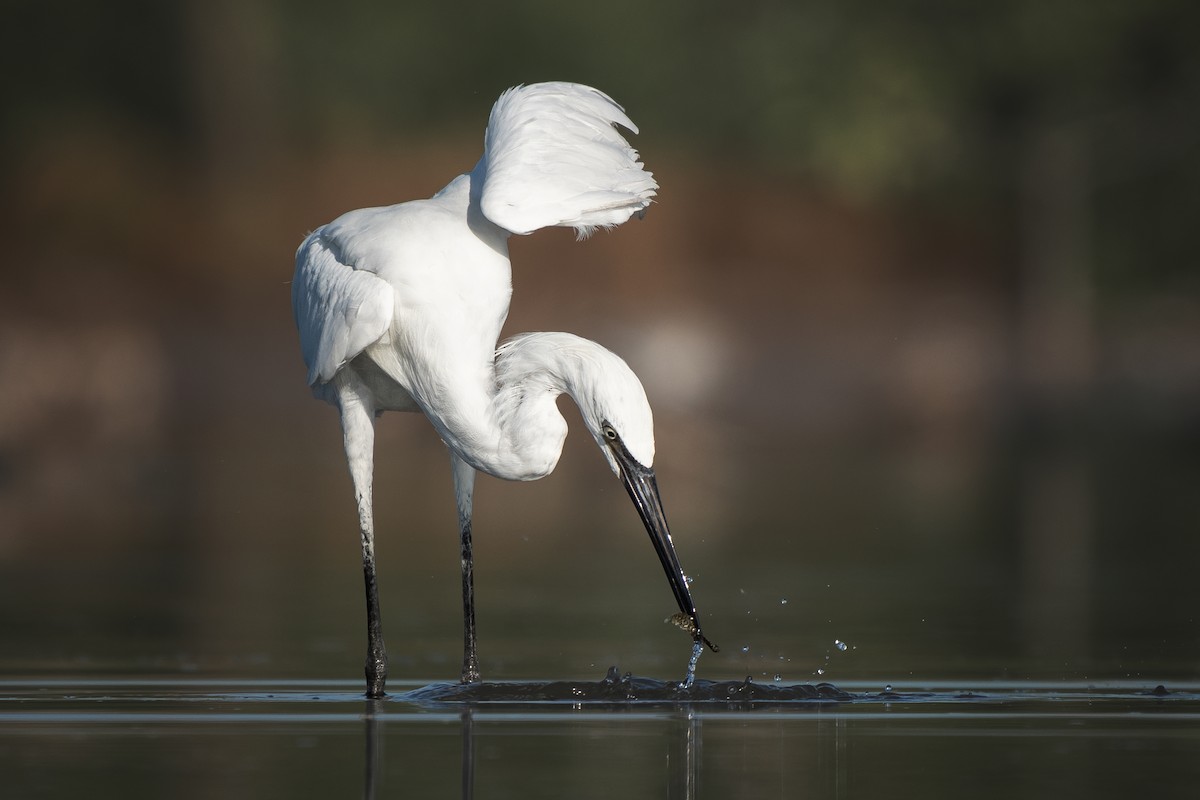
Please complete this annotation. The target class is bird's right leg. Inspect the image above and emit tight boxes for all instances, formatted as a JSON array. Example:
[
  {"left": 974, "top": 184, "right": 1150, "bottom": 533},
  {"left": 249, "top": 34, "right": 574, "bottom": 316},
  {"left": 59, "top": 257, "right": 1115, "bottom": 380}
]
[
  {"left": 337, "top": 380, "right": 388, "bottom": 698},
  {"left": 451, "top": 454, "right": 481, "bottom": 684}
]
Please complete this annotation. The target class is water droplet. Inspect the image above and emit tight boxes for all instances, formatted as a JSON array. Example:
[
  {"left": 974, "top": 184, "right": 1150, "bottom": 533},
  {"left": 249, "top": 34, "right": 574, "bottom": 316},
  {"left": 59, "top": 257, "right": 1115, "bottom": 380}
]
[
  {"left": 740, "top": 645, "right": 750, "bottom": 654},
  {"left": 816, "top": 668, "right": 824, "bottom": 676},
  {"left": 780, "top": 598, "right": 789, "bottom": 605},
  {"left": 773, "top": 673, "right": 782, "bottom": 682},
  {"left": 884, "top": 684, "right": 893, "bottom": 693},
  {"left": 835, "top": 639, "right": 847, "bottom": 651},
  {"left": 684, "top": 574, "right": 694, "bottom": 585}
]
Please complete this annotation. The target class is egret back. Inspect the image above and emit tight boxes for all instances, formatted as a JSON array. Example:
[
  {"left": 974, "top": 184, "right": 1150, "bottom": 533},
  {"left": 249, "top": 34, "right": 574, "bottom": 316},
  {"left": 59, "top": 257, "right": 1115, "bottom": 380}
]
[
  {"left": 292, "top": 177, "right": 511, "bottom": 393},
  {"left": 293, "top": 231, "right": 395, "bottom": 386},
  {"left": 475, "top": 82, "right": 657, "bottom": 237}
]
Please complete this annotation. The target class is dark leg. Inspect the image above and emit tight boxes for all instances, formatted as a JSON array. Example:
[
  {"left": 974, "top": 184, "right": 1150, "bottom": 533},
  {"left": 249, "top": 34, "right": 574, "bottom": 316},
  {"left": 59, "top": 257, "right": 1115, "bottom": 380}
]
[
  {"left": 339, "top": 382, "right": 388, "bottom": 698},
  {"left": 362, "top": 548, "right": 388, "bottom": 698},
  {"left": 460, "top": 518, "right": 480, "bottom": 684},
  {"left": 452, "top": 456, "right": 480, "bottom": 684}
]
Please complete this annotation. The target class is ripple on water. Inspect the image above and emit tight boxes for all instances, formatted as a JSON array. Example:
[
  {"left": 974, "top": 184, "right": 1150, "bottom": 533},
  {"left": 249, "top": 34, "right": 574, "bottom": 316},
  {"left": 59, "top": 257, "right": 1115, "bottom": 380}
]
[{"left": 402, "top": 666, "right": 852, "bottom": 705}]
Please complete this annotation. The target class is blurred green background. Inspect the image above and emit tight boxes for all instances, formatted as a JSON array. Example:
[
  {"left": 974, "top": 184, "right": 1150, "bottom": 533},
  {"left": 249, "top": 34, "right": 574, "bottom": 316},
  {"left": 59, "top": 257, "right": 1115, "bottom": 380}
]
[{"left": 1, "top": 0, "right": 1197, "bottom": 684}]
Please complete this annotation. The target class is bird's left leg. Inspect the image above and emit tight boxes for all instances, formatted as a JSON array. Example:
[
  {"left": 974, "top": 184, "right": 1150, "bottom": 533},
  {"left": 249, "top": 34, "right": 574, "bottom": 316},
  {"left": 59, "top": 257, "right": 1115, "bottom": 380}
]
[
  {"left": 337, "top": 378, "right": 388, "bottom": 698},
  {"left": 451, "top": 454, "right": 481, "bottom": 684}
]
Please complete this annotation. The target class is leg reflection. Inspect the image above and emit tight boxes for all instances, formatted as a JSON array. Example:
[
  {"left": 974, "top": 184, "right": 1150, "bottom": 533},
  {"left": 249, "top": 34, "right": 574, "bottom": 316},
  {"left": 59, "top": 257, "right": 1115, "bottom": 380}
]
[
  {"left": 363, "top": 698, "right": 384, "bottom": 800},
  {"left": 461, "top": 707, "right": 476, "bottom": 800}
]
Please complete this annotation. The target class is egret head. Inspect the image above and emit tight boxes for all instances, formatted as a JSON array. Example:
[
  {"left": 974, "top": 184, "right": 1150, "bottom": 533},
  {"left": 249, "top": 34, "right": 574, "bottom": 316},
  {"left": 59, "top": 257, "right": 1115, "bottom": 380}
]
[
  {"left": 558, "top": 339, "right": 719, "bottom": 656},
  {"left": 568, "top": 345, "right": 657, "bottom": 476},
  {"left": 496, "top": 331, "right": 716, "bottom": 654}
]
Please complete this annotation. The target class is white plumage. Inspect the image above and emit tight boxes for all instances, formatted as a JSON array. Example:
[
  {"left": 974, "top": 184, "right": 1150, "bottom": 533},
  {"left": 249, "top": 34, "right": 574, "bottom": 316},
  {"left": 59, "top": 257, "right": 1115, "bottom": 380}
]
[
  {"left": 477, "top": 83, "right": 658, "bottom": 236},
  {"left": 292, "top": 82, "right": 711, "bottom": 698}
]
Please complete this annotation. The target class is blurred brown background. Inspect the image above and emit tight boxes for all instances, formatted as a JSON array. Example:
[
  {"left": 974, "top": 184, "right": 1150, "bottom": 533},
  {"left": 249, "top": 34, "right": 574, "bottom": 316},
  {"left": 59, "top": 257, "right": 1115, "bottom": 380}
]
[{"left": 1, "top": 0, "right": 1197, "bottom": 682}]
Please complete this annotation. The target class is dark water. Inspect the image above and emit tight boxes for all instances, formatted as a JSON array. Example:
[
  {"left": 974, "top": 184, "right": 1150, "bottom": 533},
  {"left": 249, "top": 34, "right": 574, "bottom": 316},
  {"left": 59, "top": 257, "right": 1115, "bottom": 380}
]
[{"left": 4, "top": 675, "right": 1198, "bottom": 799}]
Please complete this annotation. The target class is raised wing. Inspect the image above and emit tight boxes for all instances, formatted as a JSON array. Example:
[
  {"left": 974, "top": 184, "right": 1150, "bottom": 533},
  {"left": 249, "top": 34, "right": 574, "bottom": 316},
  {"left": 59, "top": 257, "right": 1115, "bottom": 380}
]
[
  {"left": 476, "top": 82, "right": 658, "bottom": 237},
  {"left": 293, "top": 230, "right": 395, "bottom": 386}
]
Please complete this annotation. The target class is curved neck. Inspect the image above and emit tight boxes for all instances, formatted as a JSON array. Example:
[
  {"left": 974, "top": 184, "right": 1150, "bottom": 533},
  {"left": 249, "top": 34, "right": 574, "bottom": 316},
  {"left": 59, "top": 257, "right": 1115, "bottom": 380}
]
[{"left": 436, "top": 333, "right": 592, "bottom": 482}]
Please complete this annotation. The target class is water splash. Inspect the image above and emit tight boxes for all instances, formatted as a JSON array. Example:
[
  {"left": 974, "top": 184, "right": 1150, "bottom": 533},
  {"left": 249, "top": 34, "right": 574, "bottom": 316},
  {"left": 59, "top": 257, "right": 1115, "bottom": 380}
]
[
  {"left": 835, "top": 639, "right": 848, "bottom": 652},
  {"left": 403, "top": 667, "right": 852, "bottom": 704},
  {"left": 683, "top": 640, "right": 704, "bottom": 689}
]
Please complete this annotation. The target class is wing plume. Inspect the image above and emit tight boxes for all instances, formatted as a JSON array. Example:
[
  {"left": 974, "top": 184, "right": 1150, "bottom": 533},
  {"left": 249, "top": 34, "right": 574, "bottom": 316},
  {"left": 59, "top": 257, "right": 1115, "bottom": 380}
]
[{"left": 475, "top": 82, "right": 658, "bottom": 237}]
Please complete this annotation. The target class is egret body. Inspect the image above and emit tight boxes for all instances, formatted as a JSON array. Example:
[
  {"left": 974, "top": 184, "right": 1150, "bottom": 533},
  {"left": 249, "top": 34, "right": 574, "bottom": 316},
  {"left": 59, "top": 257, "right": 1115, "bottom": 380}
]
[{"left": 293, "top": 83, "right": 714, "bottom": 698}]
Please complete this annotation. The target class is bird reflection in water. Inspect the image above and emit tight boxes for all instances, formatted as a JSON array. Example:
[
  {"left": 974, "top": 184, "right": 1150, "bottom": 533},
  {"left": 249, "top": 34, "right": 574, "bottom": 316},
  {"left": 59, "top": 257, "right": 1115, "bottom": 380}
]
[{"left": 359, "top": 701, "right": 703, "bottom": 800}]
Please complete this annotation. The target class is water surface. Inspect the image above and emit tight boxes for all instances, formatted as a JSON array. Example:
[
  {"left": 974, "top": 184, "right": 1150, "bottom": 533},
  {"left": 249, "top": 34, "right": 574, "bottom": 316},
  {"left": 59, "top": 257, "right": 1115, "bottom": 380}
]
[{"left": 4, "top": 676, "right": 1198, "bottom": 799}]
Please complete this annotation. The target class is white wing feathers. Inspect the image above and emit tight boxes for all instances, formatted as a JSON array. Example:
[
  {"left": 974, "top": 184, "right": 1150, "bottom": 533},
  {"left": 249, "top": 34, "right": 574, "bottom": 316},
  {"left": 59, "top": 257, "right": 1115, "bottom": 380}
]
[
  {"left": 293, "top": 231, "right": 395, "bottom": 386},
  {"left": 476, "top": 82, "right": 658, "bottom": 237}
]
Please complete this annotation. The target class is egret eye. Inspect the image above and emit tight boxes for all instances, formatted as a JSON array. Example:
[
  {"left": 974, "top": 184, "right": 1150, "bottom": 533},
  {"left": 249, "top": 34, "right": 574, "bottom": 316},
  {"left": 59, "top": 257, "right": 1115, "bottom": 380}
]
[{"left": 602, "top": 425, "right": 618, "bottom": 441}]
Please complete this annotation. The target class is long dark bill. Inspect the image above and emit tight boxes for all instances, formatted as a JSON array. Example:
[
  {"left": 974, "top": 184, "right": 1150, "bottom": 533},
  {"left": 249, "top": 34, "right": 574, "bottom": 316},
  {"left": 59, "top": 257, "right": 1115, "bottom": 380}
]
[{"left": 616, "top": 455, "right": 719, "bottom": 653}]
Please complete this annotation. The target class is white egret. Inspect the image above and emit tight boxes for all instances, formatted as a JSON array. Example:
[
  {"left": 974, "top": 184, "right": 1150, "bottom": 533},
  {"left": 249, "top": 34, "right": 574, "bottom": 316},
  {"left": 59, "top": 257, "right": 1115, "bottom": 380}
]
[{"left": 293, "top": 82, "right": 716, "bottom": 698}]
